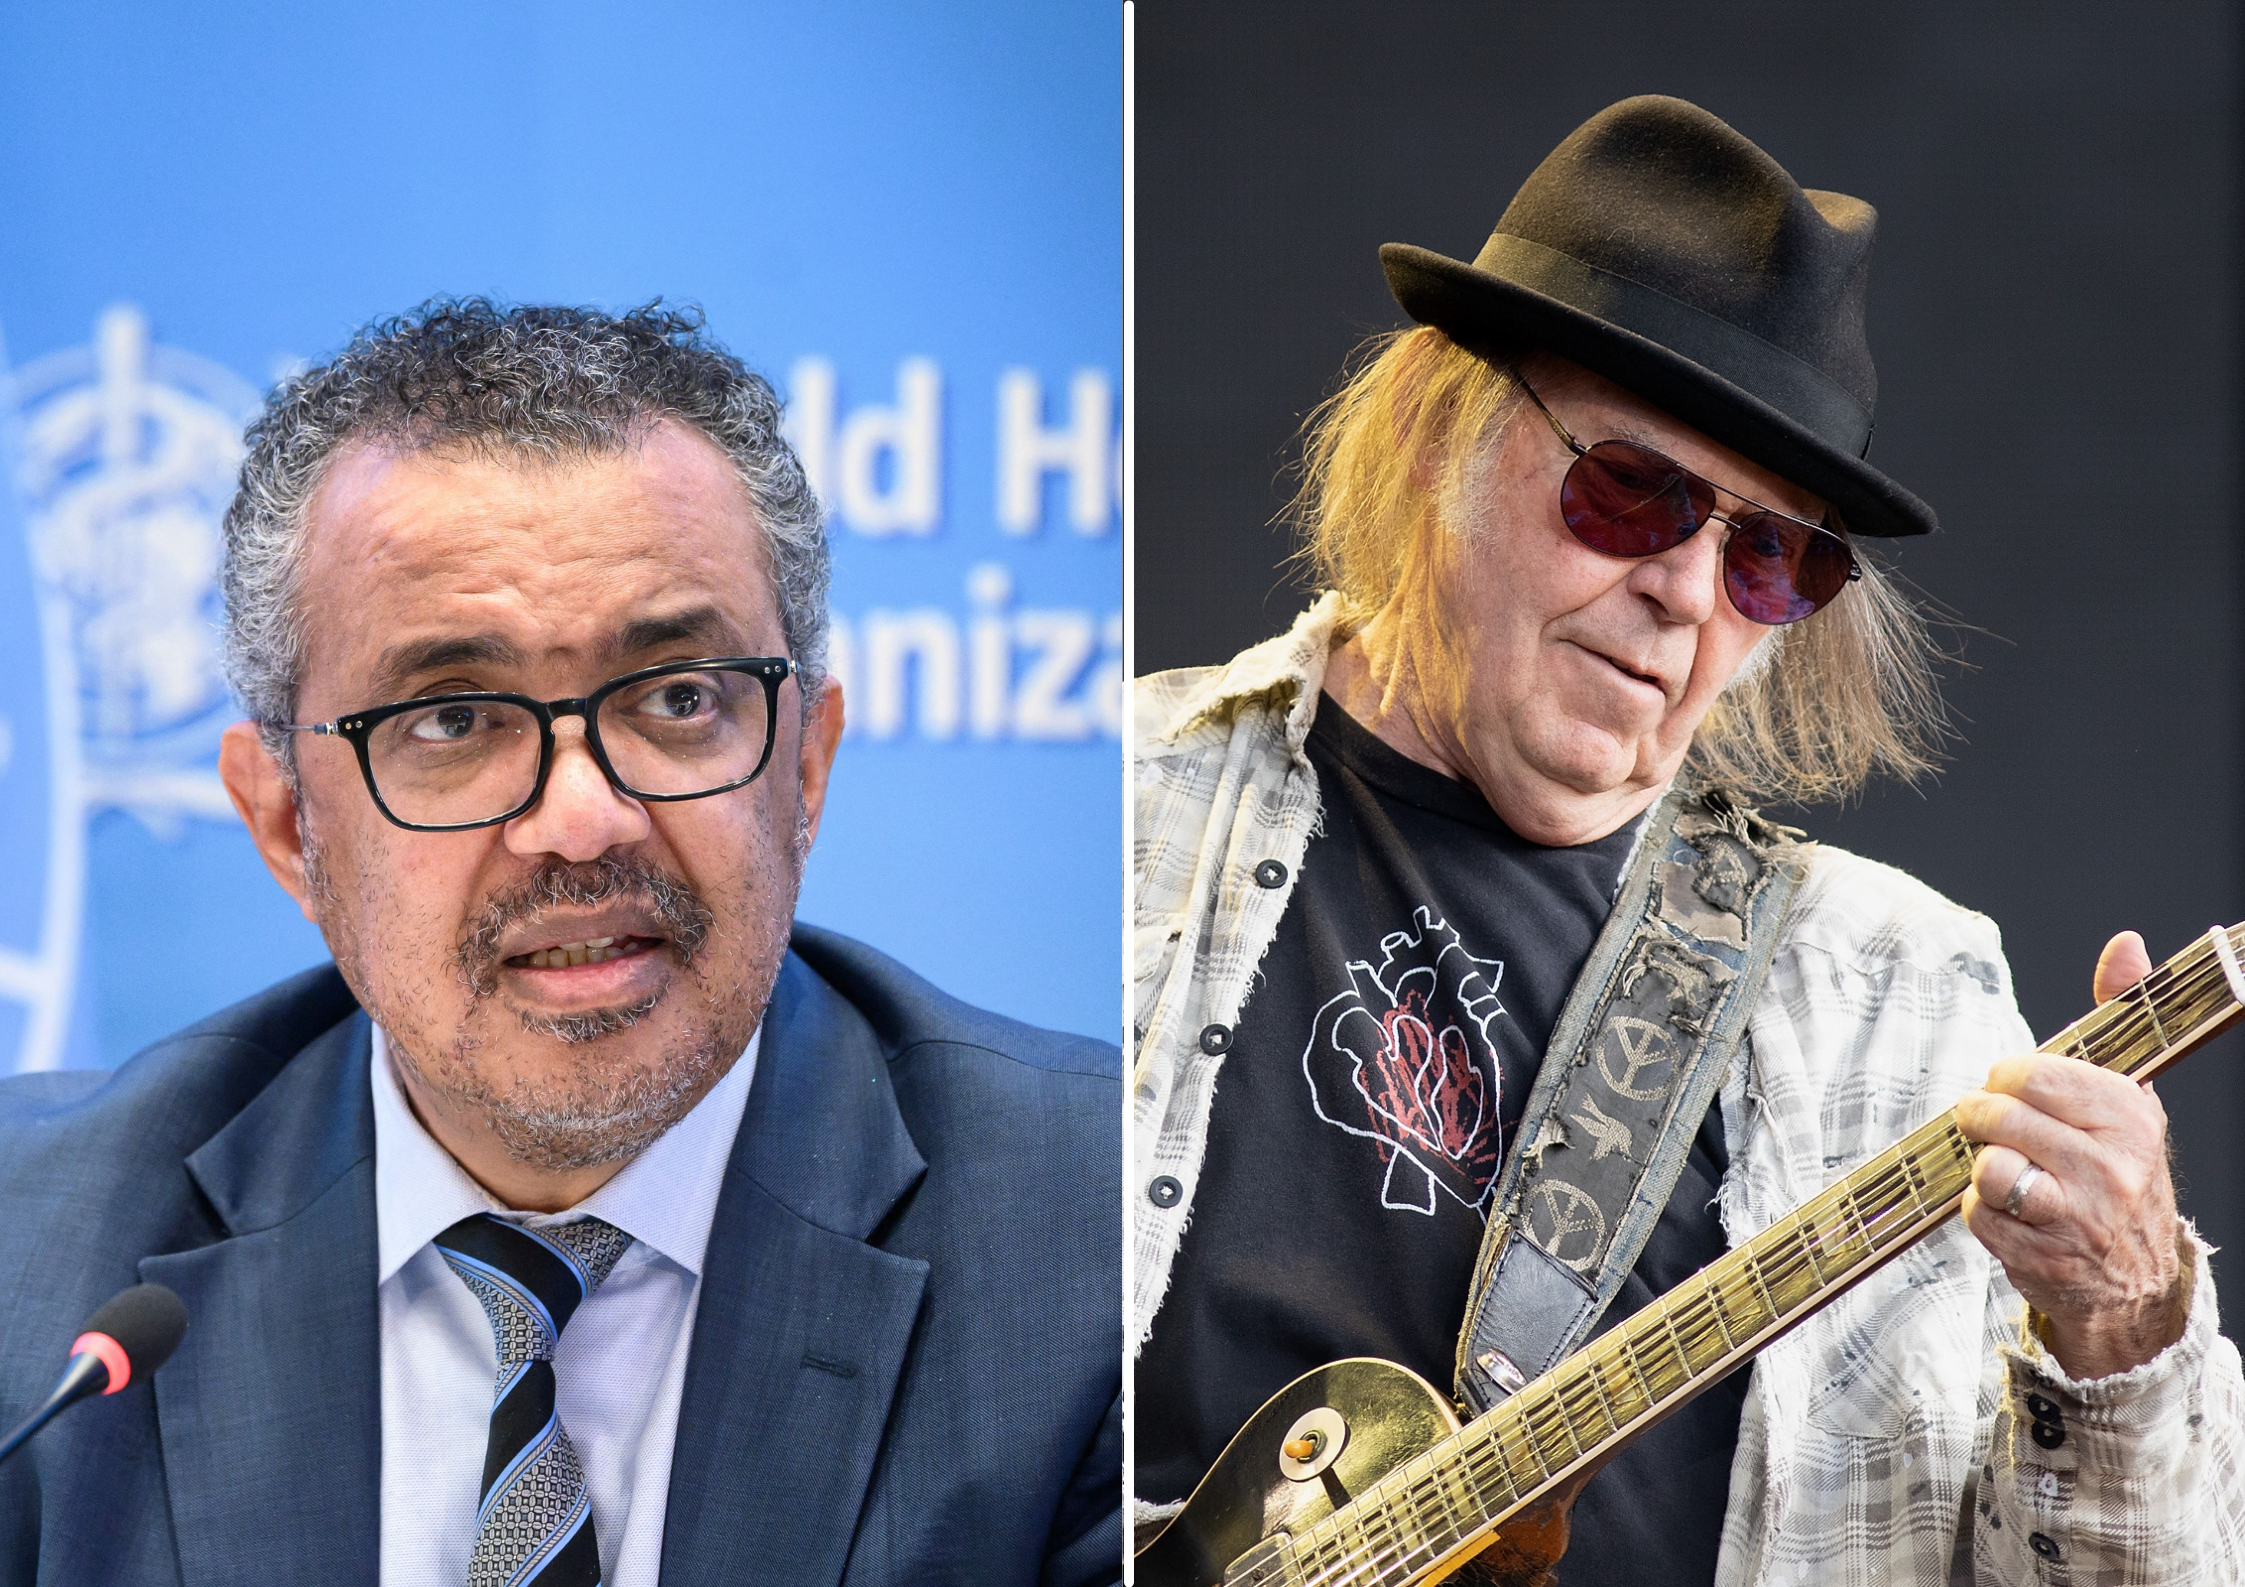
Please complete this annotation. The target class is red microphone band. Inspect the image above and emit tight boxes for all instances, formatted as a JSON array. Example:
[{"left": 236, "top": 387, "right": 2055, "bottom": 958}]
[{"left": 69, "top": 1331, "right": 132, "bottom": 1395}]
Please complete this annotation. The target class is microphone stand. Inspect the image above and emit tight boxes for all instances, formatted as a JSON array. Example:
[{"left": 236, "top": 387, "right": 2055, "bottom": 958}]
[{"left": 0, "top": 1353, "right": 110, "bottom": 1466}]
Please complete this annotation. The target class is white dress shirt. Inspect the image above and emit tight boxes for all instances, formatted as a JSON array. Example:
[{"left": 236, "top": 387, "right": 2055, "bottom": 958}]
[{"left": 371, "top": 1023, "right": 759, "bottom": 1587}]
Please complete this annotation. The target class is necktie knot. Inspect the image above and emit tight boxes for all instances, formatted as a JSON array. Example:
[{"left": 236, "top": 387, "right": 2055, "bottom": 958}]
[{"left": 434, "top": 1213, "right": 633, "bottom": 1365}]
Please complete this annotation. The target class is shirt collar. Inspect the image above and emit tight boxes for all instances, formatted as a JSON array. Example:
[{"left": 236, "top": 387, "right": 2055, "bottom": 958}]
[
  {"left": 371, "top": 1021, "right": 759, "bottom": 1286},
  {"left": 1150, "top": 591, "right": 1343, "bottom": 758}
]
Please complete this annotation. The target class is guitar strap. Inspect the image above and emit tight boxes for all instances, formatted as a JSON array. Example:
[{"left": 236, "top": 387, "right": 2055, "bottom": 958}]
[{"left": 1454, "top": 782, "right": 1807, "bottom": 1416}]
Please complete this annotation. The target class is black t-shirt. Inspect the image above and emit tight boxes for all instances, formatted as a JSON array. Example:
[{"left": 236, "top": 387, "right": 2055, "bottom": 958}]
[{"left": 1137, "top": 694, "right": 1746, "bottom": 1587}]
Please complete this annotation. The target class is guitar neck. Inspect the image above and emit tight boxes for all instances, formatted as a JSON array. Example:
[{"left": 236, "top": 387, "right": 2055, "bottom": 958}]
[{"left": 1278, "top": 924, "right": 2245, "bottom": 1587}]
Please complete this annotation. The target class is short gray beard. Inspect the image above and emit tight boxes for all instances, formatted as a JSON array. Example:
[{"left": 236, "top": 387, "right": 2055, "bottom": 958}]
[
  {"left": 519, "top": 993, "right": 663, "bottom": 1045},
  {"left": 305, "top": 836, "right": 768, "bottom": 1174},
  {"left": 407, "top": 1019, "right": 732, "bottom": 1172}
]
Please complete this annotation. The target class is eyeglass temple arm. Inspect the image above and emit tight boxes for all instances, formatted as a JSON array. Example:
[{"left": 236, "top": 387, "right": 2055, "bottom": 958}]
[{"left": 1506, "top": 365, "right": 1585, "bottom": 455}]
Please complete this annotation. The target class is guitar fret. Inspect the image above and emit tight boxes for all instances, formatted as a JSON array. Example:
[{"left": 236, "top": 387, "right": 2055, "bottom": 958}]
[
  {"left": 1620, "top": 1329, "right": 1661, "bottom": 1409},
  {"left": 1838, "top": 1185, "right": 1876, "bottom": 1262},
  {"left": 1320, "top": 1516, "right": 1356, "bottom": 1586},
  {"left": 1439, "top": 1439, "right": 1480, "bottom": 1530},
  {"left": 2143, "top": 960, "right": 2200, "bottom": 1048},
  {"left": 1409, "top": 1454, "right": 1466, "bottom": 1554},
  {"left": 1713, "top": 1265, "right": 1769, "bottom": 1345},
  {"left": 1502, "top": 1422, "right": 1547, "bottom": 1498},
  {"left": 1699, "top": 1278, "right": 1740, "bottom": 1352},
  {"left": 1594, "top": 1340, "right": 1648, "bottom": 1427},
  {"left": 1438, "top": 1467, "right": 1480, "bottom": 1560},
  {"left": 1896, "top": 1138, "right": 1936, "bottom": 1215},
  {"left": 1939, "top": 1119, "right": 1976, "bottom": 1176},
  {"left": 1509, "top": 1392, "right": 1555, "bottom": 1484},
  {"left": 1818, "top": 1196, "right": 1858, "bottom": 1262},
  {"left": 2114, "top": 956, "right": 2186, "bottom": 1048},
  {"left": 1796, "top": 1204, "right": 1834, "bottom": 1286},
  {"left": 1457, "top": 1433, "right": 1503, "bottom": 1525},
  {"left": 2118, "top": 990, "right": 2159, "bottom": 1061},
  {"left": 1329, "top": 1514, "right": 1363, "bottom": 1584},
  {"left": 1359, "top": 1493, "right": 1403, "bottom": 1579},
  {"left": 1692, "top": 1289, "right": 1732, "bottom": 1358},
  {"left": 1668, "top": 1291, "right": 1717, "bottom": 1374},
  {"left": 1533, "top": 1382, "right": 1587, "bottom": 1463},
  {"left": 1763, "top": 1219, "right": 1816, "bottom": 1313},
  {"left": 1469, "top": 1417, "right": 1516, "bottom": 1509},
  {"left": 1658, "top": 1296, "right": 1700, "bottom": 1382},
  {"left": 1314, "top": 1510, "right": 1349, "bottom": 1586},
  {"left": 1346, "top": 1499, "right": 1400, "bottom": 1580},
  {"left": 1735, "top": 1244, "right": 1782, "bottom": 1327},
  {"left": 1389, "top": 1482, "right": 1436, "bottom": 1575},
  {"left": 1332, "top": 1519, "right": 1363, "bottom": 1584},
  {"left": 1483, "top": 1413, "right": 1531, "bottom": 1497},
  {"left": 1392, "top": 1478, "right": 1437, "bottom": 1572},
  {"left": 1564, "top": 1358, "right": 1619, "bottom": 1444},
  {"left": 1855, "top": 1161, "right": 1912, "bottom": 1244}
]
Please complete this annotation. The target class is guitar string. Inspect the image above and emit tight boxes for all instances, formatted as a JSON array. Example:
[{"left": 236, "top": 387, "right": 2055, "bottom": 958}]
[{"left": 1273, "top": 929, "right": 2239, "bottom": 1587}]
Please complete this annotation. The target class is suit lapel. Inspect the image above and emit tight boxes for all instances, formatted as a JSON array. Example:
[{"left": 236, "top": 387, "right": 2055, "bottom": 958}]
[
  {"left": 659, "top": 951, "right": 930, "bottom": 1587},
  {"left": 142, "top": 1014, "right": 380, "bottom": 1587}
]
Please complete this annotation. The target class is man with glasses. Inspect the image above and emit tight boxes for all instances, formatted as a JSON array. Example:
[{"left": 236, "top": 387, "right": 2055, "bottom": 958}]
[
  {"left": 1132, "top": 98, "right": 2243, "bottom": 1583},
  {"left": 0, "top": 301, "right": 1120, "bottom": 1586}
]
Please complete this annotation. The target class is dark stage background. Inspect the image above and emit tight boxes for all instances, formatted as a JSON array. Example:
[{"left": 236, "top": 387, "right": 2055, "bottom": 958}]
[{"left": 1136, "top": 4, "right": 2245, "bottom": 1287}]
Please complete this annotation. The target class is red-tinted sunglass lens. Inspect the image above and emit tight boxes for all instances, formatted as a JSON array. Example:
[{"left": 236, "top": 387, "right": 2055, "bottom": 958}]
[
  {"left": 1560, "top": 440, "right": 1717, "bottom": 557},
  {"left": 1723, "top": 514, "right": 1856, "bottom": 625}
]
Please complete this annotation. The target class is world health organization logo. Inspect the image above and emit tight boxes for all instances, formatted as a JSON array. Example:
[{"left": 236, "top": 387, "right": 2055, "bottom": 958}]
[
  {"left": 0, "top": 304, "right": 260, "bottom": 1074},
  {"left": 14, "top": 303, "right": 258, "bottom": 832}
]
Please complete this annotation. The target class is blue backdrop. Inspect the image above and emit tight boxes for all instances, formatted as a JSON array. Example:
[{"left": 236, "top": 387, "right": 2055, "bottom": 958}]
[{"left": 0, "top": 2, "right": 1122, "bottom": 1071}]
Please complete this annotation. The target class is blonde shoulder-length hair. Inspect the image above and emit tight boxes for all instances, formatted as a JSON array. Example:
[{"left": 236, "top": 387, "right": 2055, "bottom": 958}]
[{"left": 1289, "top": 326, "right": 1948, "bottom": 805}]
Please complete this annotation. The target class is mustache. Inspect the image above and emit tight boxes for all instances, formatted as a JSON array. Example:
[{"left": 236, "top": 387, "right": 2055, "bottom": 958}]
[{"left": 452, "top": 856, "right": 716, "bottom": 998}]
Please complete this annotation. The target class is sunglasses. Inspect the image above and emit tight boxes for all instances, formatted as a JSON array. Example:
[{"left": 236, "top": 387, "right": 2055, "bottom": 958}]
[{"left": 1514, "top": 373, "right": 1860, "bottom": 625}]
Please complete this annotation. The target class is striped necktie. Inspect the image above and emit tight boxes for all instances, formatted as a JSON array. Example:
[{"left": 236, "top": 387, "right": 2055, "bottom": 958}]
[{"left": 434, "top": 1213, "right": 635, "bottom": 1587}]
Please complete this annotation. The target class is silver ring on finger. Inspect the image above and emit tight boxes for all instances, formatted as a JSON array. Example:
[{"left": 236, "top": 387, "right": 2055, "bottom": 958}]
[{"left": 2003, "top": 1161, "right": 2047, "bottom": 1219}]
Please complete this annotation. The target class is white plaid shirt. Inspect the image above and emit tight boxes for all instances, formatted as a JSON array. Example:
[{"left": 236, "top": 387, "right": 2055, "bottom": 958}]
[{"left": 1131, "top": 596, "right": 2245, "bottom": 1586}]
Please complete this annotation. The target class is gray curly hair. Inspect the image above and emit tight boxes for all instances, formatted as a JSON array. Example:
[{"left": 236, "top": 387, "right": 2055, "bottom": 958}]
[{"left": 222, "top": 298, "right": 829, "bottom": 760}]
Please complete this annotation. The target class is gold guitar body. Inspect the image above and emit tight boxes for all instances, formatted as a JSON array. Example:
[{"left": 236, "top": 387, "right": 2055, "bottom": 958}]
[{"left": 1135, "top": 1359, "right": 1581, "bottom": 1587}]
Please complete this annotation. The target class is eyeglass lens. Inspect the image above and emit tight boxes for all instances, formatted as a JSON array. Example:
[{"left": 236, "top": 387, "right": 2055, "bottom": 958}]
[
  {"left": 1558, "top": 439, "right": 1853, "bottom": 624},
  {"left": 364, "top": 667, "right": 773, "bottom": 827}
]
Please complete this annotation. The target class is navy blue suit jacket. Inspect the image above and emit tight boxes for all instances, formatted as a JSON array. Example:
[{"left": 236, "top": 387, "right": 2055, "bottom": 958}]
[{"left": 0, "top": 927, "right": 1121, "bottom": 1586}]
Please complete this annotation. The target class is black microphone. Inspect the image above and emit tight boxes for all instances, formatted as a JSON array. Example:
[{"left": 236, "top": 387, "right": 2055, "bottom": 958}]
[{"left": 0, "top": 1284, "right": 188, "bottom": 1466}]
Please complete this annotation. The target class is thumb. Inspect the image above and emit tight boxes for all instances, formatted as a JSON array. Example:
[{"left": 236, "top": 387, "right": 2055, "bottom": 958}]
[{"left": 2093, "top": 929, "right": 2153, "bottom": 1005}]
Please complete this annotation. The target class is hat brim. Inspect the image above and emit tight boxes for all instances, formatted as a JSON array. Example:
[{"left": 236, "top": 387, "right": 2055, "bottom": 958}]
[{"left": 1380, "top": 242, "right": 1936, "bottom": 538}]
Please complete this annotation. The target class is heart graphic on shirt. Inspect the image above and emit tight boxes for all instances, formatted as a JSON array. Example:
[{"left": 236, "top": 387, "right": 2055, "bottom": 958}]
[{"left": 1301, "top": 906, "right": 1507, "bottom": 1216}]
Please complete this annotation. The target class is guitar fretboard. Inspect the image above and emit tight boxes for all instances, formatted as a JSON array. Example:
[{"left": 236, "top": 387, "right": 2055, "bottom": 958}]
[{"left": 1270, "top": 924, "right": 2245, "bottom": 1587}]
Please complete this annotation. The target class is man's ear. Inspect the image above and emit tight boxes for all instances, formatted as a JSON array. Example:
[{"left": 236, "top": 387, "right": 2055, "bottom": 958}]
[
  {"left": 218, "top": 720, "right": 318, "bottom": 921},
  {"left": 796, "top": 676, "right": 846, "bottom": 851}
]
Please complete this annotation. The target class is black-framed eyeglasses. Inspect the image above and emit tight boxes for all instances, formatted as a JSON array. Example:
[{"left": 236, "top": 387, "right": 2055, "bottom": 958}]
[
  {"left": 1514, "top": 371, "right": 1861, "bottom": 625},
  {"left": 278, "top": 656, "right": 795, "bottom": 832}
]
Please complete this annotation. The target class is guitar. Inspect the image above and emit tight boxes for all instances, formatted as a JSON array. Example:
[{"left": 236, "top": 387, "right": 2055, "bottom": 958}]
[{"left": 1136, "top": 923, "right": 2245, "bottom": 1587}]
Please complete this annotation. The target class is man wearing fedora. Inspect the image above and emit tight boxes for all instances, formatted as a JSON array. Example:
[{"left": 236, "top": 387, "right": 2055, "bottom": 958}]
[{"left": 1130, "top": 97, "right": 2244, "bottom": 1584}]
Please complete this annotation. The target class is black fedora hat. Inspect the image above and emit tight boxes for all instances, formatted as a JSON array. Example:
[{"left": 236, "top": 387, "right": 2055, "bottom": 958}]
[{"left": 1381, "top": 95, "right": 1934, "bottom": 538}]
